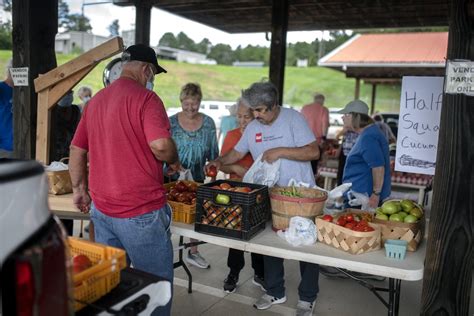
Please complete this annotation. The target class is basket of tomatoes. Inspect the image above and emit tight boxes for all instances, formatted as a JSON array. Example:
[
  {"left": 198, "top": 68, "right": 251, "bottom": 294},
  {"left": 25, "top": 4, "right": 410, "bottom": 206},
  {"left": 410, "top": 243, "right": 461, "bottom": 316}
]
[
  {"left": 165, "top": 180, "right": 200, "bottom": 224},
  {"left": 315, "top": 211, "right": 381, "bottom": 255}
]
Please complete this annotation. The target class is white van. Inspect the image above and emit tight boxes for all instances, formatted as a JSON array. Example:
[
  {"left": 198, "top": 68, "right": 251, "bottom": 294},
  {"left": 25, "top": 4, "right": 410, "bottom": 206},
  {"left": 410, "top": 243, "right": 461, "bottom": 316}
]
[{"left": 199, "top": 100, "right": 236, "bottom": 129}]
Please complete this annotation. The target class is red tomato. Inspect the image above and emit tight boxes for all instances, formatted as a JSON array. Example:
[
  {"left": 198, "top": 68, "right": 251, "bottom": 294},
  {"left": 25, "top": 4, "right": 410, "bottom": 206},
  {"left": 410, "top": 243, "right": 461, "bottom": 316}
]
[
  {"left": 322, "top": 215, "right": 333, "bottom": 222},
  {"left": 344, "top": 222, "right": 355, "bottom": 230},
  {"left": 336, "top": 217, "right": 346, "bottom": 226},
  {"left": 345, "top": 214, "right": 354, "bottom": 222},
  {"left": 358, "top": 220, "right": 369, "bottom": 227},
  {"left": 72, "top": 254, "right": 92, "bottom": 274},
  {"left": 363, "top": 226, "right": 375, "bottom": 232},
  {"left": 207, "top": 165, "right": 217, "bottom": 177}
]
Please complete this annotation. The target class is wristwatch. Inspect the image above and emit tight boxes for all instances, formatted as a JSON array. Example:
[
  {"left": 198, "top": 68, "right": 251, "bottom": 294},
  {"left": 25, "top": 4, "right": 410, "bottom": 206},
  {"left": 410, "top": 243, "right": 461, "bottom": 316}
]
[{"left": 372, "top": 190, "right": 381, "bottom": 196}]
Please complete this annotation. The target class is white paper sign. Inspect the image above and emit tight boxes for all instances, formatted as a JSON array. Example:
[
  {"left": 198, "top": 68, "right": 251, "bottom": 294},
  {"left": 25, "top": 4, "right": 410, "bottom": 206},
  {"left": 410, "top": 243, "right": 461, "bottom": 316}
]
[
  {"left": 9, "top": 67, "right": 29, "bottom": 86},
  {"left": 395, "top": 76, "right": 444, "bottom": 175},
  {"left": 445, "top": 61, "right": 474, "bottom": 95}
]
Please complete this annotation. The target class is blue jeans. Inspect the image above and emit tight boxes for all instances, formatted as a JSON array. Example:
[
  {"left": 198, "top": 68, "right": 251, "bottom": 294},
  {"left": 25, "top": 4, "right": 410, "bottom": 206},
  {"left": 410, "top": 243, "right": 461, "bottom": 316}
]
[
  {"left": 264, "top": 255, "right": 319, "bottom": 303},
  {"left": 90, "top": 203, "right": 173, "bottom": 316}
]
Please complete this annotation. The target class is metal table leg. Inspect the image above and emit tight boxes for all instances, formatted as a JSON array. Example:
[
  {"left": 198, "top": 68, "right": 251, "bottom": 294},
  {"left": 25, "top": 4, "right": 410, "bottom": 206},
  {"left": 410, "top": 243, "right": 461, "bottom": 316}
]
[{"left": 173, "top": 236, "right": 193, "bottom": 293}]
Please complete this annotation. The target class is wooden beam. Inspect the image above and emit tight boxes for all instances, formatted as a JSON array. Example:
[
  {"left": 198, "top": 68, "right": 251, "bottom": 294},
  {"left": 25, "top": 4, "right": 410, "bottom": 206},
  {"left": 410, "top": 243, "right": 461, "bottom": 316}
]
[
  {"left": 420, "top": 0, "right": 473, "bottom": 314},
  {"left": 370, "top": 83, "right": 377, "bottom": 114},
  {"left": 354, "top": 78, "right": 360, "bottom": 99},
  {"left": 269, "top": 0, "right": 289, "bottom": 105},
  {"left": 12, "top": 0, "right": 58, "bottom": 159},
  {"left": 34, "top": 37, "right": 123, "bottom": 93},
  {"left": 35, "top": 91, "right": 52, "bottom": 164},
  {"left": 135, "top": 3, "right": 152, "bottom": 45}
]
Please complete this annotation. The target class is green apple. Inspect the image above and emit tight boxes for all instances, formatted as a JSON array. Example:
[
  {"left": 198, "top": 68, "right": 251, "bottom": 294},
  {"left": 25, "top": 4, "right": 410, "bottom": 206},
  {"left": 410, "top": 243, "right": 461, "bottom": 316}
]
[
  {"left": 389, "top": 213, "right": 403, "bottom": 222},
  {"left": 404, "top": 214, "right": 418, "bottom": 223},
  {"left": 375, "top": 213, "right": 389, "bottom": 221},
  {"left": 215, "top": 194, "right": 230, "bottom": 205}
]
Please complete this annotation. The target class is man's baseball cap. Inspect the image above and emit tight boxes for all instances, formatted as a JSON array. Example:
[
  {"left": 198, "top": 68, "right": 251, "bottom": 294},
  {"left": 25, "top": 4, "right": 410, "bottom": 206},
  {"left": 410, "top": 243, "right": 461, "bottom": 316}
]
[
  {"left": 122, "top": 44, "right": 167, "bottom": 74},
  {"left": 338, "top": 100, "right": 369, "bottom": 115}
]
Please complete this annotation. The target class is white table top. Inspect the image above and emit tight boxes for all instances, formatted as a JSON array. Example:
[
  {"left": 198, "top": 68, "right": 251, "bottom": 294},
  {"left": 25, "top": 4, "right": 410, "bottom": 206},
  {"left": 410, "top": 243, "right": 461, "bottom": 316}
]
[
  {"left": 48, "top": 194, "right": 425, "bottom": 282},
  {"left": 172, "top": 222, "right": 426, "bottom": 281}
]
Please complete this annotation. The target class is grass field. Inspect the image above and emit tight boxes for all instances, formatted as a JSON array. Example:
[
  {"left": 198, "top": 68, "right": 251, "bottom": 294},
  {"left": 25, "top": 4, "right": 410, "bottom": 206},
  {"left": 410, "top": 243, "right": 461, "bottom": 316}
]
[{"left": 0, "top": 50, "right": 402, "bottom": 112}]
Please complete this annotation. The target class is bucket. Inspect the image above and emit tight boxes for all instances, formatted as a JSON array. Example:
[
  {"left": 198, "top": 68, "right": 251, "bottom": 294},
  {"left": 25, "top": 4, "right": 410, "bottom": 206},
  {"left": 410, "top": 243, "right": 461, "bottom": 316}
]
[{"left": 270, "top": 187, "right": 327, "bottom": 230}]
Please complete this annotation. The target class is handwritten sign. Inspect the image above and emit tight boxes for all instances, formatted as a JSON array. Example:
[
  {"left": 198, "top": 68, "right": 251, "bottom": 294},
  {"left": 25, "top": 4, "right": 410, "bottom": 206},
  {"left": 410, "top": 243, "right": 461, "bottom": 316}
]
[
  {"left": 395, "top": 76, "right": 444, "bottom": 175},
  {"left": 445, "top": 61, "right": 474, "bottom": 96},
  {"left": 10, "top": 67, "right": 29, "bottom": 86}
]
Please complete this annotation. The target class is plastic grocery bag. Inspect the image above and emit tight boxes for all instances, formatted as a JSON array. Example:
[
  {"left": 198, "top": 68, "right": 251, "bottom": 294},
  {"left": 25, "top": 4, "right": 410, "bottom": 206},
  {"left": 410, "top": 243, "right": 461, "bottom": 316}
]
[
  {"left": 45, "top": 161, "right": 69, "bottom": 171},
  {"left": 287, "top": 178, "right": 326, "bottom": 192},
  {"left": 347, "top": 190, "right": 375, "bottom": 212},
  {"left": 178, "top": 169, "right": 194, "bottom": 181},
  {"left": 277, "top": 216, "right": 317, "bottom": 247},
  {"left": 243, "top": 153, "right": 280, "bottom": 186}
]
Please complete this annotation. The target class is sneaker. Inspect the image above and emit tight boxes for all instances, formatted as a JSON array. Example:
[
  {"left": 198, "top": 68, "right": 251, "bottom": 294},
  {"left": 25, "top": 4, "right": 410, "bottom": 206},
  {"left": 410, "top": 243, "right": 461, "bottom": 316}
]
[
  {"left": 319, "top": 266, "right": 349, "bottom": 279},
  {"left": 252, "top": 275, "right": 266, "bottom": 292},
  {"left": 185, "top": 250, "right": 210, "bottom": 269},
  {"left": 223, "top": 274, "right": 239, "bottom": 293},
  {"left": 253, "top": 294, "right": 287, "bottom": 310},
  {"left": 296, "top": 300, "right": 315, "bottom": 316}
]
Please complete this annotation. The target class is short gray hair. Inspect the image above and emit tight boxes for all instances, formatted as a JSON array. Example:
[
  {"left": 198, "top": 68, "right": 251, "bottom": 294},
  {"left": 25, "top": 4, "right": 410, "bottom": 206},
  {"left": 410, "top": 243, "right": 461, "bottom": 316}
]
[
  {"left": 77, "top": 86, "right": 92, "bottom": 97},
  {"left": 241, "top": 81, "right": 278, "bottom": 110},
  {"left": 5, "top": 58, "right": 12, "bottom": 77}
]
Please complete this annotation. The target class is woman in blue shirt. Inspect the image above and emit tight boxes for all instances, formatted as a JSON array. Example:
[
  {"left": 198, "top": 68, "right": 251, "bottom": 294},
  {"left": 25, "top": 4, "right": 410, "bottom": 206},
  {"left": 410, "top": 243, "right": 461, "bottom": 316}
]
[{"left": 169, "top": 82, "right": 218, "bottom": 269}]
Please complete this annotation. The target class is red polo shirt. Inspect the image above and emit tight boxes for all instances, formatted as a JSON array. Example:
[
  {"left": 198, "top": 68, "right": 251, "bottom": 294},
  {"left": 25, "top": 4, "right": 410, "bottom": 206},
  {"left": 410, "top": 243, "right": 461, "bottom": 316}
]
[{"left": 71, "top": 78, "right": 171, "bottom": 218}]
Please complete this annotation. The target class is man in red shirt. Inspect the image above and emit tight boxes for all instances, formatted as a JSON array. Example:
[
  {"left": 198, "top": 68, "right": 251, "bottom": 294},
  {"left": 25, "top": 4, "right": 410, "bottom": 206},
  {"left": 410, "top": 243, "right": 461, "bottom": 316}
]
[
  {"left": 69, "top": 44, "right": 179, "bottom": 315},
  {"left": 301, "top": 93, "right": 329, "bottom": 174}
]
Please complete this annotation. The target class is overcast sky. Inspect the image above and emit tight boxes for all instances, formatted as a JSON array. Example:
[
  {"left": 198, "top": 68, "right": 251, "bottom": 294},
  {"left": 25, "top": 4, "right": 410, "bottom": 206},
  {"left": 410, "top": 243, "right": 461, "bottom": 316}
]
[{"left": 66, "top": 0, "right": 326, "bottom": 49}]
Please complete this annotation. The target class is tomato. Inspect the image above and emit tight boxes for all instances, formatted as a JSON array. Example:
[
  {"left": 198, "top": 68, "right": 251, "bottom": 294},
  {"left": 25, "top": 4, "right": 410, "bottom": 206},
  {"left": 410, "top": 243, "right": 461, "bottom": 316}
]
[
  {"left": 344, "top": 222, "right": 355, "bottom": 230},
  {"left": 336, "top": 217, "right": 346, "bottom": 226},
  {"left": 322, "top": 214, "right": 333, "bottom": 222},
  {"left": 207, "top": 165, "right": 217, "bottom": 177},
  {"left": 345, "top": 214, "right": 354, "bottom": 222},
  {"left": 363, "top": 226, "right": 375, "bottom": 232},
  {"left": 358, "top": 220, "right": 369, "bottom": 227},
  {"left": 219, "top": 183, "right": 232, "bottom": 190},
  {"left": 72, "top": 254, "right": 92, "bottom": 274}
]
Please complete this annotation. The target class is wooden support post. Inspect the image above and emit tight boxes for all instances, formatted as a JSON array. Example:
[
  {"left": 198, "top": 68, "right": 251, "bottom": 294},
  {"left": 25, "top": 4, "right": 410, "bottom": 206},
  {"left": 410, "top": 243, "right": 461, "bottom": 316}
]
[
  {"left": 370, "top": 83, "right": 377, "bottom": 114},
  {"left": 269, "top": 0, "right": 288, "bottom": 105},
  {"left": 420, "top": 0, "right": 473, "bottom": 314},
  {"left": 34, "top": 37, "right": 124, "bottom": 164},
  {"left": 135, "top": 2, "right": 152, "bottom": 45},
  {"left": 354, "top": 78, "right": 360, "bottom": 99},
  {"left": 12, "top": 0, "right": 58, "bottom": 159}
]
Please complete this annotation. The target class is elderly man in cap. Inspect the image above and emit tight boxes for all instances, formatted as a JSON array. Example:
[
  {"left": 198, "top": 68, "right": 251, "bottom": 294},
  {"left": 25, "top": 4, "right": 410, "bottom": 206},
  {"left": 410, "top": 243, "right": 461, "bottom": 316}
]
[{"left": 69, "top": 44, "right": 179, "bottom": 315}]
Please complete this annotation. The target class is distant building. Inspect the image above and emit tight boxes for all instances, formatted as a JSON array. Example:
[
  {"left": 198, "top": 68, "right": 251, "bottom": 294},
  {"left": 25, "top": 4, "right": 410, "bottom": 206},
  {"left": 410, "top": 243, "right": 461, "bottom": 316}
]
[
  {"left": 232, "top": 61, "right": 264, "bottom": 67},
  {"left": 156, "top": 46, "right": 216, "bottom": 64},
  {"left": 55, "top": 31, "right": 109, "bottom": 54},
  {"left": 296, "top": 59, "right": 308, "bottom": 67}
]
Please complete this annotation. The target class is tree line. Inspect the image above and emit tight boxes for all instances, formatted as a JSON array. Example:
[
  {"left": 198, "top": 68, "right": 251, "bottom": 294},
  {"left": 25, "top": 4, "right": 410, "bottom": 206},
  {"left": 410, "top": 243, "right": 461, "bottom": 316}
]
[{"left": 158, "top": 31, "right": 352, "bottom": 66}]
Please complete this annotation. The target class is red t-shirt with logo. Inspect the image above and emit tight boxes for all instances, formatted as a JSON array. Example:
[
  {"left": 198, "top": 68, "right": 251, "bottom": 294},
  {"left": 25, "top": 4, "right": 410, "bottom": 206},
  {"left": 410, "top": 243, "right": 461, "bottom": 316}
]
[{"left": 71, "top": 78, "right": 171, "bottom": 218}]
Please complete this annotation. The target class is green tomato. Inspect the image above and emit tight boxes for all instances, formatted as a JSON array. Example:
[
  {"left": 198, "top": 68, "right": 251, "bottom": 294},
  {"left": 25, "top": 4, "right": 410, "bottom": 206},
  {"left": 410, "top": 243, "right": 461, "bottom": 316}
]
[
  {"left": 215, "top": 194, "right": 230, "bottom": 205},
  {"left": 398, "top": 211, "right": 408, "bottom": 219},
  {"left": 404, "top": 214, "right": 418, "bottom": 223},
  {"left": 375, "top": 213, "right": 389, "bottom": 221},
  {"left": 389, "top": 213, "right": 403, "bottom": 222}
]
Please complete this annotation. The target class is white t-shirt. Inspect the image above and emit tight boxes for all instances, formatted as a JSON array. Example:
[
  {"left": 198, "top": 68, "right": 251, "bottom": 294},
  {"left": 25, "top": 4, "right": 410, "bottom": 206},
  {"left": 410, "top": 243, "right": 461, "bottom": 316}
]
[{"left": 235, "top": 107, "right": 316, "bottom": 187}]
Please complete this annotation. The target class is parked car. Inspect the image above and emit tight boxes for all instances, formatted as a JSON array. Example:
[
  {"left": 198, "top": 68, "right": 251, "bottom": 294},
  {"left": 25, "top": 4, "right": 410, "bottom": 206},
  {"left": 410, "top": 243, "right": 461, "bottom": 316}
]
[
  {"left": 329, "top": 108, "right": 344, "bottom": 126},
  {"left": 0, "top": 159, "right": 72, "bottom": 315},
  {"left": 377, "top": 112, "right": 400, "bottom": 138}
]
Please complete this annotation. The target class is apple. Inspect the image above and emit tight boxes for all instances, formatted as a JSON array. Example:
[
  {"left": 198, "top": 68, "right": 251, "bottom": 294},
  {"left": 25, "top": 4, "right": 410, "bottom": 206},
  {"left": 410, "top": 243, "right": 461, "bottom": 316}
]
[
  {"left": 72, "top": 254, "right": 92, "bottom": 274},
  {"left": 206, "top": 166, "right": 217, "bottom": 177},
  {"left": 215, "top": 194, "right": 230, "bottom": 205}
]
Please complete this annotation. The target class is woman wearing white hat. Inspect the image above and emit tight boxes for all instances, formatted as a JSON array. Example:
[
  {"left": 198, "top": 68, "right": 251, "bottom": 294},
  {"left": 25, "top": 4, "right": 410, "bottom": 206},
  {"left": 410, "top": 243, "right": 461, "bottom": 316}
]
[{"left": 339, "top": 100, "right": 391, "bottom": 208}]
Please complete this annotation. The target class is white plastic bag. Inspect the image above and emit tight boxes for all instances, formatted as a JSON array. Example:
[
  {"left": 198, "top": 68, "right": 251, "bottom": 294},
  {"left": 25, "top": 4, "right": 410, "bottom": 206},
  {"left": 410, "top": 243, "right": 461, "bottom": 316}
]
[
  {"left": 243, "top": 153, "right": 280, "bottom": 186},
  {"left": 287, "top": 178, "right": 326, "bottom": 192},
  {"left": 277, "top": 216, "right": 317, "bottom": 247},
  {"left": 347, "top": 190, "right": 375, "bottom": 212},
  {"left": 45, "top": 161, "right": 69, "bottom": 171},
  {"left": 178, "top": 169, "right": 194, "bottom": 181}
]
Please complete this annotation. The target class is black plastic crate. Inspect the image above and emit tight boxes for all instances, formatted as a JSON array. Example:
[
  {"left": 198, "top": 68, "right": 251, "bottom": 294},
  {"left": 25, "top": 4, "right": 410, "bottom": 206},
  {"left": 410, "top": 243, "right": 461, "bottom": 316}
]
[{"left": 195, "top": 180, "right": 270, "bottom": 240}]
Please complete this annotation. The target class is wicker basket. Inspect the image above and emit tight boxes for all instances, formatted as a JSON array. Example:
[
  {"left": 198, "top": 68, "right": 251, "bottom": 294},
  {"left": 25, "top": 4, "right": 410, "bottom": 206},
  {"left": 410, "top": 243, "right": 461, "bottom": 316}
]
[
  {"left": 270, "top": 187, "right": 327, "bottom": 230},
  {"left": 315, "top": 217, "right": 381, "bottom": 255},
  {"left": 373, "top": 216, "right": 424, "bottom": 251},
  {"left": 46, "top": 169, "right": 72, "bottom": 195},
  {"left": 68, "top": 237, "right": 127, "bottom": 311}
]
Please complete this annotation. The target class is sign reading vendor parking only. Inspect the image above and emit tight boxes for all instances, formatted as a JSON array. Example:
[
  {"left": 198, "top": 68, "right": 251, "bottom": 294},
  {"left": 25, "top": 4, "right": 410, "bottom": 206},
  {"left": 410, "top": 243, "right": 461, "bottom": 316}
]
[
  {"left": 10, "top": 67, "right": 29, "bottom": 86},
  {"left": 445, "top": 60, "right": 474, "bottom": 95}
]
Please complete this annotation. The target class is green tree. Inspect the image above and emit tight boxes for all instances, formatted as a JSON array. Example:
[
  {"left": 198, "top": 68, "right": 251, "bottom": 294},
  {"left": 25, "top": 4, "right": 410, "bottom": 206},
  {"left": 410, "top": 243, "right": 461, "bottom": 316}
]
[
  {"left": 159, "top": 32, "right": 178, "bottom": 48},
  {"left": 58, "top": 0, "right": 70, "bottom": 29},
  {"left": 176, "top": 31, "right": 196, "bottom": 51},
  {"left": 3, "top": 0, "right": 11, "bottom": 11},
  {"left": 196, "top": 38, "right": 212, "bottom": 54},
  {"left": 108, "top": 19, "right": 120, "bottom": 37},
  {"left": 208, "top": 44, "right": 233, "bottom": 65},
  {"left": 0, "top": 22, "right": 12, "bottom": 50},
  {"left": 65, "top": 14, "right": 92, "bottom": 32}
]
